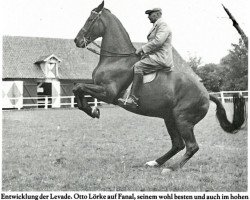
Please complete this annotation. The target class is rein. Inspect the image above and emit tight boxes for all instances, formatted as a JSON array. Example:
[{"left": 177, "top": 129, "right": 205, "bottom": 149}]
[
  {"left": 84, "top": 10, "right": 137, "bottom": 57},
  {"left": 87, "top": 41, "right": 138, "bottom": 57}
]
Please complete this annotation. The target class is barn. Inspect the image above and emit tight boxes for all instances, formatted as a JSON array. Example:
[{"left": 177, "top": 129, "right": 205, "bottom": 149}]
[{"left": 2, "top": 35, "right": 198, "bottom": 109}]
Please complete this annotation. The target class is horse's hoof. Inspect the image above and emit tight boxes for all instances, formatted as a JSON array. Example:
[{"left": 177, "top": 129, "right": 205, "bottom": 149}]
[
  {"left": 145, "top": 160, "right": 159, "bottom": 167},
  {"left": 161, "top": 168, "right": 173, "bottom": 174},
  {"left": 92, "top": 107, "right": 100, "bottom": 118}
]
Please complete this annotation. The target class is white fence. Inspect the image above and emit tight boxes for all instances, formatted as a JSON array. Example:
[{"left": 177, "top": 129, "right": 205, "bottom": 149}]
[
  {"left": 5, "top": 95, "right": 105, "bottom": 110},
  {"left": 209, "top": 91, "right": 248, "bottom": 104},
  {"left": 3, "top": 91, "right": 248, "bottom": 110}
]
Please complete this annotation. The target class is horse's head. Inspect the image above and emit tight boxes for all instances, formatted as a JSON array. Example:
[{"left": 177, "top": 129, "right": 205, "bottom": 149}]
[{"left": 74, "top": 1, "right": 105, "bottom": 48}]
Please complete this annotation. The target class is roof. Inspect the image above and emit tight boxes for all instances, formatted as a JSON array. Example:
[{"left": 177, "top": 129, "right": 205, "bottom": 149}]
[
  {"left": 3, "top": 36, "right": 97, "bottom": 79},
  {"left": 2, "top": 35, "right": 198, "bottom": 80}
]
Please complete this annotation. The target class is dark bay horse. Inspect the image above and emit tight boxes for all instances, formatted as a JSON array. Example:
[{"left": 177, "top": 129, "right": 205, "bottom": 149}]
[{"left": 73, "top": 1, "right": 246, "bottom": 171}]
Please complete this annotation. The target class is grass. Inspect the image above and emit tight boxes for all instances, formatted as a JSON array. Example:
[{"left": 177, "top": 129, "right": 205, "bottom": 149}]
[{"left": 2, "top": 103, "right": 248, "bottom": 191}]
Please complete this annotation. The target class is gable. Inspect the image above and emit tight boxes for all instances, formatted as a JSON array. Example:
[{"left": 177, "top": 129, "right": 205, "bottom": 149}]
[{"left": 34, "top": 54, "right": 61, "bottom": 78}]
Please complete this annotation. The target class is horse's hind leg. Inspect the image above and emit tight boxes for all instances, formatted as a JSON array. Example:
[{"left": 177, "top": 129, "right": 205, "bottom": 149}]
[
  {"left": 146, "top": 117, "right": 185, "bottom": 167},
  {"left": 167, "top": 117, "right": 199, "bottom": 171}
]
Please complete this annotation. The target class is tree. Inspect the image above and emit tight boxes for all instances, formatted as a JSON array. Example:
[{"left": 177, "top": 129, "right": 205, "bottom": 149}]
[
  {"left": 187, "top": 56, "right": 202, "bottom": 75},
  {"left": 196, "top": 63, "right": 223, "bottom": 92},
  {"left": 187, "top": 56, "right": 223, "bottom": 92},
  {"left": 220, "top": 39, "right": 248, "bottom": 90},
  {"left": 187, "top": 37, "right": 248, "bottom": 92}
]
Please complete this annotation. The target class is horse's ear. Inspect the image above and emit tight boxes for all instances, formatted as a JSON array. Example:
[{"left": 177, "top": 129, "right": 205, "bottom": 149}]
[{"left": 95, "top": 1, "right": 104, "bottom": 13}]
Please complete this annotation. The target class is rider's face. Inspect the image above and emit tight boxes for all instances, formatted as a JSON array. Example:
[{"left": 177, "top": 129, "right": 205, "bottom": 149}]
[{"left": 148, "top": 12, "right": 158, "bottom": 23}]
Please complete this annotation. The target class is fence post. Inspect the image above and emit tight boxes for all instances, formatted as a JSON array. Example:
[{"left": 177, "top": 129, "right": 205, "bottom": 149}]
[
  {"left": 94, "top": 98, "right": 98, "bottom": 107},
  {"left": 17, "top": 96, "right": 22, "bottom": 110},
  {"left": 71, "top": 96, "right": 75, "bottom": 108},
  {"left": 220, "top": 92, "right": 225, "bottom": 104},
  {"left": 45, "top": 96, "right": 48, "bottom": 109},
  {"left": 17, "top": 101, "right": 21, "bottom": 110}
]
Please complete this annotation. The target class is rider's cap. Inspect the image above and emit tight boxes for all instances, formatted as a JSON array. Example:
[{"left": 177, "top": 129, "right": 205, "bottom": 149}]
[{"left": 145, "top": 8, "right": 162, "bottom": 15}]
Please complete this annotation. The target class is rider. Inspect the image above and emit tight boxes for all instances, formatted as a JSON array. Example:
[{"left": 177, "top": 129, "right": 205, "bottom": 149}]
[{"left": 118, "top": 8, "right": 174, "bottom": 108}]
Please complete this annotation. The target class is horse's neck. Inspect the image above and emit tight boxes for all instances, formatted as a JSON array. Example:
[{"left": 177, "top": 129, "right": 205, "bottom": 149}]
[
  {"left": 101, "top": 31, "right": 134, "bottom": 56},
  {"left": 99, "top": 10, "right": 136, "bottom": 63},
  {"left": 93, "top": 10, "right": 139, "bottom": 90}
]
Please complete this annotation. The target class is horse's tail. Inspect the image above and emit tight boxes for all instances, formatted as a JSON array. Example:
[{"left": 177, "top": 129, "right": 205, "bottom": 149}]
[{"left": 209, "top": 94, "right": 246, "bottom": 133}]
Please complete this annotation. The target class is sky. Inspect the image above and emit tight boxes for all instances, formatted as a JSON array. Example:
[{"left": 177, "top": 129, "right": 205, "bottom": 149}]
[{"left": 1, "top": 0, "right": 249, "bottom": 64}]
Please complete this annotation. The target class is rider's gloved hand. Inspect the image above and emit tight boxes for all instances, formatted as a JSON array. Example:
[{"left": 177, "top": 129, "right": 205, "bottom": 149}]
[{"left": 135, "top": 47, "right": 143, "bottom": 56}]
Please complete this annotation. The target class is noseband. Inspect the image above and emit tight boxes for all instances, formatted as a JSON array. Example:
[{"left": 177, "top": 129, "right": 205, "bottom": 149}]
[{"left": 82, "top": 10, "right": 137, "bottom": 57}]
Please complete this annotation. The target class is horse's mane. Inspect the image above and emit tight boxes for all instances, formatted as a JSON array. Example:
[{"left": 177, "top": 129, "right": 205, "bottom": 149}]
[{"left": 103, "top": 8, "right": 111, "bottom": 13}]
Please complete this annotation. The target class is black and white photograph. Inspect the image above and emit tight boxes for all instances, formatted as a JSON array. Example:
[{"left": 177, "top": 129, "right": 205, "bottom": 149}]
[{"left": 1, "top": 0, "right": 248, "bottom": 193}]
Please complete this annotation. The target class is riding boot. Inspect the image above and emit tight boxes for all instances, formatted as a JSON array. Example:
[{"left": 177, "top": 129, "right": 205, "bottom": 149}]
[{"left": 118, "top": 73, "right": 143, "bottom": 108}]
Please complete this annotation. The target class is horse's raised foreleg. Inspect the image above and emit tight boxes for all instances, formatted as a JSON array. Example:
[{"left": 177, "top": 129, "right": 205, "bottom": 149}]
[
  {"left": 145, "top": 117, "right": 185, "bottom": 167},
  {"left": 74, "top": 83, "right": 107, "bottom": 98},
  {"left": 73, "top": 83, "right": 109, "bottom": 118},
  {"left": 74, "top": 92, "right": 98, "bottom": 118}
]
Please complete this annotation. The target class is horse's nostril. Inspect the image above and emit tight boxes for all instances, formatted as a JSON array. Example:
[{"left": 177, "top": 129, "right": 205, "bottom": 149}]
[{"left": 74, "top": 38, "right": 77, "bottom": 43}]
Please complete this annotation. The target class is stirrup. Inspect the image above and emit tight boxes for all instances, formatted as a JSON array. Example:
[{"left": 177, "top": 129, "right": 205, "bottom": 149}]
[{"left": 126, "top": 95, "right": 139, "bottom": 107}]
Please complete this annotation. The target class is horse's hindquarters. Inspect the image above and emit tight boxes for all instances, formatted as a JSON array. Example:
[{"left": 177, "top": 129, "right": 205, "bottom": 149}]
[{"left": 123, "top": 71, "right": 210, "bottom": 120}]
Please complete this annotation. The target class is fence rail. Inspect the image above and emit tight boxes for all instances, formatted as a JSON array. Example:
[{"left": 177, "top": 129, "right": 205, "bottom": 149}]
[
  {"left": 3, "top": 91, "right": 248, "bottom": 110},
  {"left": 6, "top": 95, "right": 105, "bottom": 110},
  {"left": 209, "top": 91, "right": 248, "bottom": 103}
]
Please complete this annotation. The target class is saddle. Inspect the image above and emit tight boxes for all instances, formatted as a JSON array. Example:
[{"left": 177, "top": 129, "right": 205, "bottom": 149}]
[
  {"left": 143, "top": 72, "right": 157, "bottom": 83},
  {"left": 121, "top": 68, "right": 172, "bottom": 101},
  {"left": 122, "top": 72, "right": 156, "bottom": 101}
]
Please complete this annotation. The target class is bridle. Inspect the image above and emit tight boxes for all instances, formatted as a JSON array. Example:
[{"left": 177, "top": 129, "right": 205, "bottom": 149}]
[{"left": 82, "top": 10, "right": 137, "bottom": 57}]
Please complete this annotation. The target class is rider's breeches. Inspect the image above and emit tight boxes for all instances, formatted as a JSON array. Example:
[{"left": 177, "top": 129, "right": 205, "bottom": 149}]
[{"left": 133, "top": 57, "right": 171, "bottom": 75}]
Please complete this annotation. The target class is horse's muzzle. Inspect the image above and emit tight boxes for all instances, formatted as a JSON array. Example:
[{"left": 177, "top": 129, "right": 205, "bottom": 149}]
[{"left": 74, "top": 37, "right": 88, "bottom": 48}]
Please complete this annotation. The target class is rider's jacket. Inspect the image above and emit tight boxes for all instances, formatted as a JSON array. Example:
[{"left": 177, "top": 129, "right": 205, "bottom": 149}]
[{"left": 142, "top": 18, "right": 174, "bottom": 68}]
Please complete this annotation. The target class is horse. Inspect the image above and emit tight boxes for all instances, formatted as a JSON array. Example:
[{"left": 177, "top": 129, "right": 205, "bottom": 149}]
[{"left": 73, "top": 1, "right": 246, "bottom": 171}]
